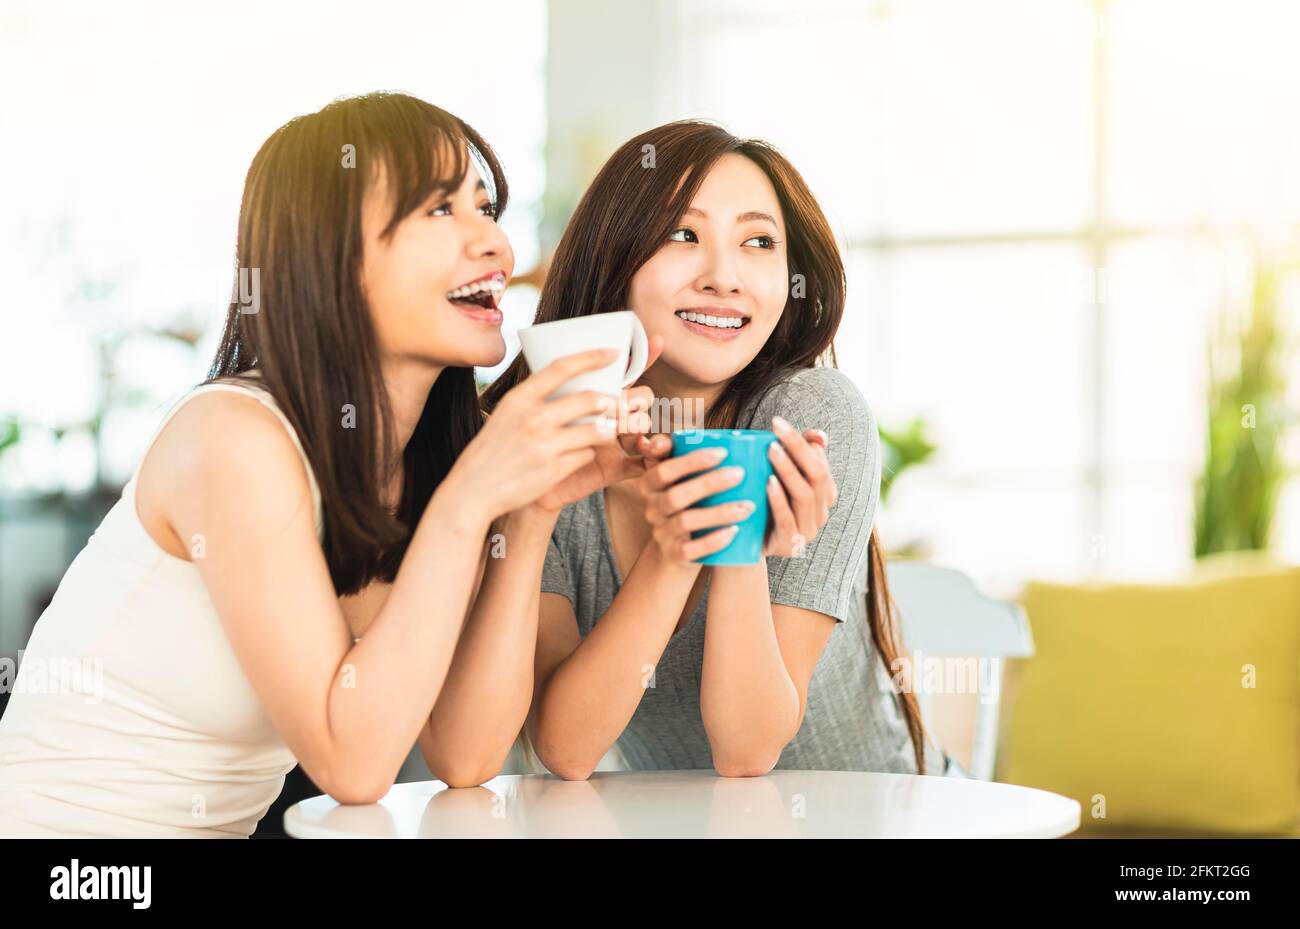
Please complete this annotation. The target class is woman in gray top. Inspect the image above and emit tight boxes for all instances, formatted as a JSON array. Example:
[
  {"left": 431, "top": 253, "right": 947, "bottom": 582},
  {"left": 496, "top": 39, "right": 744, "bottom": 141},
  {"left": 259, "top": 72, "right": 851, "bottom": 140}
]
[{"left": 482, "top": 120, "right": 964, "bottom": 780}]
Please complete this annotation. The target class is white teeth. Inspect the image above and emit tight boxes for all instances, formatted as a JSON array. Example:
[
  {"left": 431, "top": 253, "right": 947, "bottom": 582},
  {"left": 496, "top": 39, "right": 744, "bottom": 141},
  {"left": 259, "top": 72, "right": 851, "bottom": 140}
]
[
  {"left": 675, "top": 310, "right": 744, "bottom": 329},
  {"left": 447, "top": 276, "right": 506, "bottom": 299}
]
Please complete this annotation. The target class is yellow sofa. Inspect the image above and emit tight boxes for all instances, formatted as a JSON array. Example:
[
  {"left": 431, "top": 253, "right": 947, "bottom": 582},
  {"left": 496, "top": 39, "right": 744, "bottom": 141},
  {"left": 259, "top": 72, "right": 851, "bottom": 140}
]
[{"left": 995, "top": 551, "right": 1300, "bottom": 837}]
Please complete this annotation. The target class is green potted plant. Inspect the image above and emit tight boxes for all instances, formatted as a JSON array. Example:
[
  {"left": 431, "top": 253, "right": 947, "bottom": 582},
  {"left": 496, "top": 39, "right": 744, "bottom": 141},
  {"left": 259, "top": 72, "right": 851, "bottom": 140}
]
[{"left": 1194, "top": 249, "right": 1298, "bottom": 557}]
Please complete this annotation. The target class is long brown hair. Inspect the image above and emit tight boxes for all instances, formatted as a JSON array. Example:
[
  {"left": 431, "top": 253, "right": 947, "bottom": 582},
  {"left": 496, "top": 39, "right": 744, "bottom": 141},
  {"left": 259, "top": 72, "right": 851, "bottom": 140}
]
[
  {"left": 208, "top": 92, "right": 508, "bottom": 595},
  {"left": 482, "top": 120, "right": 929, "bottom": 773}
]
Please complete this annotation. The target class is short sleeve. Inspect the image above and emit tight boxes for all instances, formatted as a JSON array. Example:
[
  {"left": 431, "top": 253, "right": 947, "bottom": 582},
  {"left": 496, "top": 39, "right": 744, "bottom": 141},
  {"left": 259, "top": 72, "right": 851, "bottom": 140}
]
[
  {"left": 540, "top": 531, "right": 576, "bottom": 604},
  {"left": 746, "top": 367, "right": 881, "bottom": 624}
]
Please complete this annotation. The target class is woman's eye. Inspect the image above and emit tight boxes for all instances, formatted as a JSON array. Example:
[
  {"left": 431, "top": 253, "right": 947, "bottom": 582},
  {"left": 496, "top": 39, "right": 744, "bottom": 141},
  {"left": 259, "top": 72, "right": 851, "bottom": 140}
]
[
  {"left": 668, "top": 227, "right": 698, "bottom": 243},
  {"left": 427, "top": 201, "right": 498, "bottom": 219},
  {"left": 743, "top": 235, "right": 776, "bottom": 249}
]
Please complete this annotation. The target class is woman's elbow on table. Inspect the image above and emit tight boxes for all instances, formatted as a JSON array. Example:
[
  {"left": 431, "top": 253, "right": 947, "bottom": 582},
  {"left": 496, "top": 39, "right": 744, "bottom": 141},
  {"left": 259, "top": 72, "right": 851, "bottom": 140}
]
[
  {"left": 548, "top": 761, "right": 596, "bottom": 782},
  {"left": 306, "top": 748, "right": 410, "bottom": 805},
  {"left": 712, "top": 751, "right": 781, "bottom": 779},
  {"left": 529, "top": 727, "right": 598, "bottom": 780},
  {"left": 533, "top": 744, "right": 597, "bottom": 781},
  {"left": 431, "top": 757, "right": 509, "bottom": 789},
  {"left": 420, "top": 730, "right": 516, "bottom": 788},
  {"left": 318, "top": 768, "right": 394, "bottom": 806}
]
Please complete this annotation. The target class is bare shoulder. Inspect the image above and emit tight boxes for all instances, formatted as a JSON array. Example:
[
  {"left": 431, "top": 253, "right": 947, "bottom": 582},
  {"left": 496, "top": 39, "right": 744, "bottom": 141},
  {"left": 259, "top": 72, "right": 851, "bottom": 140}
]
[{"left": 141, "top": 388, "right": 314, "bottom": 533}]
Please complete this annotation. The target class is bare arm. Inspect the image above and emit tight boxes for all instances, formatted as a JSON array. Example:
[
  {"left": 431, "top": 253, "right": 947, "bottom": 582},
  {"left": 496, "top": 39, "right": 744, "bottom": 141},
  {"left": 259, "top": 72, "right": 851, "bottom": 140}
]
[
  {"left": 416, "top": 504, "right": 558, "bottom": 786},
  {"left": 699, "top": 419, "right": 841, "bottom": 775},
  {"left": 527, "top": 545, "right": 701, "bottom": 780},
  {"left": 701, "top": 565, "right": 834, "bottom": 775},
  {"left": 527, "top": 445, "right": 749, "bottom": 779},
  {"left": 162, "top": 393, "right": 491, "bottom": 805},
  {"left": 156, "top": 350, "right": 623, "bottom": 804},
  {"left": 414, "top": 371, "right": 666, "bottom": 787}
]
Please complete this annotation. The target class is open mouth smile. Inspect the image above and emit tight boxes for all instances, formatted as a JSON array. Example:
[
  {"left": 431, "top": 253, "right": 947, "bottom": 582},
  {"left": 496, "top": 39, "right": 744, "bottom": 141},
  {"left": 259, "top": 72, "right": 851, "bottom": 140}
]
[
  {"left": 674, "top": 307, "right": 750, "bottom": 340},
  {"left": 447, "top": 271, "right": 507, "bottom": 310},
  {"left": 447, "top": 270, "right": 507, "bottom": 324}
]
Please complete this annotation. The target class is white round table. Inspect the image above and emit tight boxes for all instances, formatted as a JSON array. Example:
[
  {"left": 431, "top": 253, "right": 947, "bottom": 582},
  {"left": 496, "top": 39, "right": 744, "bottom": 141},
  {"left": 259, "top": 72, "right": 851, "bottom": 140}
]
[{"left": 284, "top": 769, "right": 1080, "bottom": 838}]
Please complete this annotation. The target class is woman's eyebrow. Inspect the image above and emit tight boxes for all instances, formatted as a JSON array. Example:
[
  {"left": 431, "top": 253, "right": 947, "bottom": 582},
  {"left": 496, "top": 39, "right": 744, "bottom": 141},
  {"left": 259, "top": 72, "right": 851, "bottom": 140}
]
[
  {"left": 425, "top": 178, "right": 488, "bottom": 203},
  {"left": 683, "top": 206, "right": 778, "bottom": 225}
]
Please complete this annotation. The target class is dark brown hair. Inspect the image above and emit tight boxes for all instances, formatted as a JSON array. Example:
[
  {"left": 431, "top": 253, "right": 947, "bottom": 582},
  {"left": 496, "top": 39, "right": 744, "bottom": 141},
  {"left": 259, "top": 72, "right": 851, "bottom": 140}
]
[
  {"left": 208, "top": 91, "right": 508, "bottom": 595},
  {"left": 481, "top": 120, "right": 929, "bottom": 773}
]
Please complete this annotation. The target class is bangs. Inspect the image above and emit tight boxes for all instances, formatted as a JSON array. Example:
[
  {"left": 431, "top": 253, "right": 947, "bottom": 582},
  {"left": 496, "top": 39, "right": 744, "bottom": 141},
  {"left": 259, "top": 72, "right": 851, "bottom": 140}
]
[{"left": 365, "top": 103, "right": 508, "bottom": 240}]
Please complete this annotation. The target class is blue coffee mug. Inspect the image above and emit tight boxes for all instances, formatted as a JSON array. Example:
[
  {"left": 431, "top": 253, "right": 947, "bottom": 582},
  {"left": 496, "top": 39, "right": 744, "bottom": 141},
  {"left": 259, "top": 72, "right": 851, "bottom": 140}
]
[{"left": 669, "top": 428, "right": 777, "bottom": 565}]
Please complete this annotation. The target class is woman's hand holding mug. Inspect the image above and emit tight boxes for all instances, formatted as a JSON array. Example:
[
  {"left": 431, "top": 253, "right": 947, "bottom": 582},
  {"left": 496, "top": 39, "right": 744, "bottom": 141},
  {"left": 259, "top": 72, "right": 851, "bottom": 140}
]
[
  {"left": 761, "top": 417, "right": 836, "bottom": 557},
  {"left": 533, "top": 335, "right": 667, "bottom": 513},
  {"left": 634, "top": 422, "right": 835, "bottom": 561},
  {"left": 640, "top": 446, "right": 751, "bottom": 565},
  {"left": 442, "top": 348, "right": 625, "bottom": 523}
]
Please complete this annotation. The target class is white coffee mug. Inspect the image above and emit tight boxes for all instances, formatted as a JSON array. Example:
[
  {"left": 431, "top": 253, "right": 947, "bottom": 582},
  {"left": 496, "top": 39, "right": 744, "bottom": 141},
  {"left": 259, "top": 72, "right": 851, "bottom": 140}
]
[{"left": 517, "top": 311, "right": 649, "bottom": 424}]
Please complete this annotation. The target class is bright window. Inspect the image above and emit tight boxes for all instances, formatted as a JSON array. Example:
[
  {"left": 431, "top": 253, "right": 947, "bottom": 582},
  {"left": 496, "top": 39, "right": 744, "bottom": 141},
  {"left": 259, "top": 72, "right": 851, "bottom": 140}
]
[
  {"left": 0, "top": 0, "right": 547, "bottom": 490},
  {"left": 669, "top": 0, "right": 1300, "bottom": 593}
]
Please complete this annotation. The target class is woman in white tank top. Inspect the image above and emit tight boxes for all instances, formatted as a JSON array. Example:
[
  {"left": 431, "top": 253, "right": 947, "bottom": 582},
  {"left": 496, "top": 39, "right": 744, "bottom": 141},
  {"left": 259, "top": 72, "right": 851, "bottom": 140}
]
[{"left": 0, "top": 92, "right": 658, "bottom": 837}]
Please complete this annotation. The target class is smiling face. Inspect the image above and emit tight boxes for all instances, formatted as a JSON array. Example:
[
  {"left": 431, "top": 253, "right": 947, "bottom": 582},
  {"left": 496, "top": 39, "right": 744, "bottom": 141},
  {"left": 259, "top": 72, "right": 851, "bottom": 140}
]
[
  {"left": 359, "top": 145, "right": 514, "bottom": 370},
  {"left": 627, "top": 152, "right": 789, "bottom": 394}
]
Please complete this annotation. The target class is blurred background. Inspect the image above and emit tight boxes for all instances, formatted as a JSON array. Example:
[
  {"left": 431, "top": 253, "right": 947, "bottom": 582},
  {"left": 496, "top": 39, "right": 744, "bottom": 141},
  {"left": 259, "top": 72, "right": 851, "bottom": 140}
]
[{"left": 2, "top": 0, "right": 1298, "bottom": 837}]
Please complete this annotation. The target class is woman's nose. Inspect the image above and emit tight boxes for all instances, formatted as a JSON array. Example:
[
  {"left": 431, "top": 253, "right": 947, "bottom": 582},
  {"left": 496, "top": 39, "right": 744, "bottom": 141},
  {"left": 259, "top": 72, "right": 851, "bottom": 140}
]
[
  {"left": 466, "top": 213, "right": 509, "bottom": 260},
  {"left": 695, "top": 245, "right": 742, "bottom": 295}
]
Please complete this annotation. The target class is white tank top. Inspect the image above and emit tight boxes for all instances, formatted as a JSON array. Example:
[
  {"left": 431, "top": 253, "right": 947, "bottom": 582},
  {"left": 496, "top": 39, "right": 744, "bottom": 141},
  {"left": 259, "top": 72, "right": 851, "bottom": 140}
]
[{"left": 0, "top": 376, "right": 323, "bottom": 837}]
